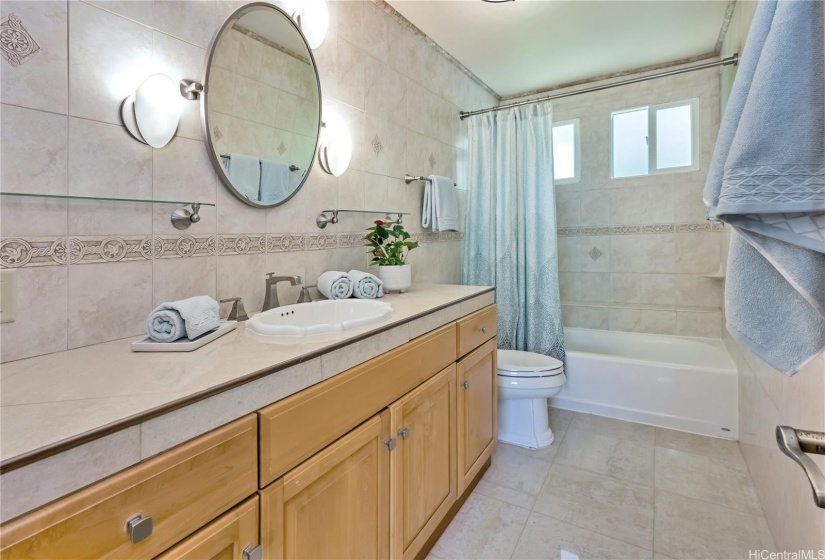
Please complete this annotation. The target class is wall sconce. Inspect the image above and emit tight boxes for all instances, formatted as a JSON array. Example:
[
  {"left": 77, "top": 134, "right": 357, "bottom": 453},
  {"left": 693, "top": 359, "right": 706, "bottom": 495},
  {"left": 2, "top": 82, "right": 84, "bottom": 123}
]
[
  {"left": 318, "top": 111, "right": 352, "bottom": 177},
  {"left": 293, "top": 0, "right": 328, "bottom": 50},
  {"left": 121, "top": 74, "right": 182, "bottom": 149}
]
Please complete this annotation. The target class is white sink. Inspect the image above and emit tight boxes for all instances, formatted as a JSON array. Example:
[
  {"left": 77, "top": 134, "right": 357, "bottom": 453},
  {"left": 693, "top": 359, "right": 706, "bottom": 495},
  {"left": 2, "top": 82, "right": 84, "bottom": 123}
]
[{"left": 246, "top": 299, "right": 393, "bottom": 338}]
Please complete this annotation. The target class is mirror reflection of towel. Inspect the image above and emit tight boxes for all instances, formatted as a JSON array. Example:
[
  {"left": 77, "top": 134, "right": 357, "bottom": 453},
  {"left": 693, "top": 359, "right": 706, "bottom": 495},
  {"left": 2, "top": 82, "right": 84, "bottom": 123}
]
[
  {"left": 222, "top": 153, "right": 260, "bottom": 201},
  {"left": 260, "top": 160, "right": 291, "bottom": 205}
]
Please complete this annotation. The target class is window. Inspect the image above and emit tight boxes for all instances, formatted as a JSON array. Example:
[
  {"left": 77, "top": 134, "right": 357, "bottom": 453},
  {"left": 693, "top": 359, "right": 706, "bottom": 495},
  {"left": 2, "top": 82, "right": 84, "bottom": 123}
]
[
  {"left": 610, "top": 99, "right": 699, "bottom": 178},
  {"left": 552, "top": 119, "right": 580, "bottom": 184}
]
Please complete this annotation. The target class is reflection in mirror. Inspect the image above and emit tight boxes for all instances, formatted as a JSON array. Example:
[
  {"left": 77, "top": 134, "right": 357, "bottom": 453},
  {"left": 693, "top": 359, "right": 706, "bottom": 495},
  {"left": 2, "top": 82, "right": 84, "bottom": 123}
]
[{"left": 204, "top": 4, "right": 321, "bottom": 208}]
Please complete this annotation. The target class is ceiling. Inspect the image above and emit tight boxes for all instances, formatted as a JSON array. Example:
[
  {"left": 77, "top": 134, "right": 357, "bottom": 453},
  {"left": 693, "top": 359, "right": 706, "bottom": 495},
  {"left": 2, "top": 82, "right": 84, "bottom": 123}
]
[{"left": 386, "top": 0, "right": 731, "bottom": 98}]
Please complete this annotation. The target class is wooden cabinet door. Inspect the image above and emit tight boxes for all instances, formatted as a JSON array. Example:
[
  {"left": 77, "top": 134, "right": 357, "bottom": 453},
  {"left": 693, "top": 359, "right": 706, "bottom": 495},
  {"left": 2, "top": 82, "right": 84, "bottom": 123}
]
[
  {"left": 390, "top": 365, "right": 457, "bottom": 560},
  {"left": 457, "top": 339, "right": 497, "bottom": 492},
  {"left": 260, "top": 411, "right": 391, "bottom": 560},
  {"left": 155, "top": 496, "right": 259, "bottom": 560}
]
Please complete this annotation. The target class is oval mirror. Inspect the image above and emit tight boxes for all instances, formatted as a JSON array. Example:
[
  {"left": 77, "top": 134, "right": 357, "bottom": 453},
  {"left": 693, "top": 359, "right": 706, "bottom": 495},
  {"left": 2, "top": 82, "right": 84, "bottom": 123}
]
[{"left": 202, "top": 2, "right": 321, "bottom": 208}]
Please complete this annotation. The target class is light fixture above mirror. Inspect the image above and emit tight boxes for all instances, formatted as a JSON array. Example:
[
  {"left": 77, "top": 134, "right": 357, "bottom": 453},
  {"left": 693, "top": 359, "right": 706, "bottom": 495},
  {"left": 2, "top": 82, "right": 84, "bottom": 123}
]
[
  {"left": 294, "top": 0, "right": 329, "bottom": 50},
  {"left": 120, "top": 74, "right": 182, "bottom": 149}
]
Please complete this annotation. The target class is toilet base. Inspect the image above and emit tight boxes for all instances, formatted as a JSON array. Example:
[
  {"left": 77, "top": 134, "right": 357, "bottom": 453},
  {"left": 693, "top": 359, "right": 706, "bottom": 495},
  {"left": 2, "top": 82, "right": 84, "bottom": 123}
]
[{"left": 497, "top": 397, "right": 555, "bottom": 449}]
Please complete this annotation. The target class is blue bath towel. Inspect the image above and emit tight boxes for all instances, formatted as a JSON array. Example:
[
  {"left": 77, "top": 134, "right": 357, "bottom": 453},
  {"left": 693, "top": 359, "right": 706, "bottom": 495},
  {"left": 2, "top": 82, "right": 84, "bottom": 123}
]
[
  {"left": 704, "top": 0, "right": 825, "bottom": 375},
  {"left": 222, "top": 153, "right": 260, "bottom": 202},
  {"left": 147, "top": 296, "right": 221, "bottom": 342}
]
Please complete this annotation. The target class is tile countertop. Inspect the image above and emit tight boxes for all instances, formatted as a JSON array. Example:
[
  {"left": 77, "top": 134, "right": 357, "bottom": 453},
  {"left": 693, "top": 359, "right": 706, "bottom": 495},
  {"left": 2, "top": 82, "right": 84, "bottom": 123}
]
[{"left": 0, "top": 284, "right": 494, "bottom": 469}]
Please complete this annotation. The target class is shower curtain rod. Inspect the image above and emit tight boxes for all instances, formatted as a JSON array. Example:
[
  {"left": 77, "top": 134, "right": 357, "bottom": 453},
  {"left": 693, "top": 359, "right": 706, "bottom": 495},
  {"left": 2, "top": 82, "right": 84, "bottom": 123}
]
[{"left": 458, "top": 54, "right": 739, "bottom": 120}]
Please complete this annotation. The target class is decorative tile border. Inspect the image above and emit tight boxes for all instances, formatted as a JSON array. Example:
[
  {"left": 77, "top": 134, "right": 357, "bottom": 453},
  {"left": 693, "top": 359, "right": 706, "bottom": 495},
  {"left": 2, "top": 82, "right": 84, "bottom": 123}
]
[
  {"left": 0, "top": 232, "right": 463, "bottom": 268},
  {"left": 557, "top": 222, "right": 724, "bottom": 237},
  {"left": 0, "top": 14, "right": 40, "bottom": 68},
  {"left": 371, "top": 0, "right": 500, "bottom": 101}
]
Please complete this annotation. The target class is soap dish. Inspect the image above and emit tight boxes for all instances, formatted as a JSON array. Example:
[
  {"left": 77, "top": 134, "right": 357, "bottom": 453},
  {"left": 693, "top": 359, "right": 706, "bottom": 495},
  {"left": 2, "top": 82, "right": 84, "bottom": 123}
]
[{"left": 131, "top": 321, "right": 238, "bottom": 352}]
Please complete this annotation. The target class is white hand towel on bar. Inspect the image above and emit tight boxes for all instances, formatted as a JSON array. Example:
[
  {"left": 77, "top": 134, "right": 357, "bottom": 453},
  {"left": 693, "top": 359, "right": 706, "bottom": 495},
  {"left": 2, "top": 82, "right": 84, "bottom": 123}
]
[
  {"left": 317, "top": 271, "right": 354, "bottom": 300},
  {"left": 221, "top": 153, "right": 260, "bottom": 201},
  {"left": 421, "top": 175, "right": 459, "bottom": 232},
  {"left": 259, "top": 159, "right": 291, "bottom": 205}
]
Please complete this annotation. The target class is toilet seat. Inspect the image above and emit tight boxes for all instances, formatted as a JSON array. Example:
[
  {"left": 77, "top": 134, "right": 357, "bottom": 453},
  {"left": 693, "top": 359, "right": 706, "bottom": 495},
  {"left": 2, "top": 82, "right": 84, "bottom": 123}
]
[{"left": 497, "top": 349, "right": 564, "bottom": 378}]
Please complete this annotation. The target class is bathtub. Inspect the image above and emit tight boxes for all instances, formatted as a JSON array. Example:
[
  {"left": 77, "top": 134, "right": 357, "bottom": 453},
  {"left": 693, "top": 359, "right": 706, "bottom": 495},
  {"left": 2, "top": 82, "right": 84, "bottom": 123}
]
[{"left": 551, "top": 327, "right": 738, "bottom": 439}]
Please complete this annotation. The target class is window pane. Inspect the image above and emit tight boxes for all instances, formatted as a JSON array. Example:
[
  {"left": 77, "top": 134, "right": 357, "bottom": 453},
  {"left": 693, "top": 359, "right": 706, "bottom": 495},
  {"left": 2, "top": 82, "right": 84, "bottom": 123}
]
[
  {"left": 553, "top": 123, "right": 576, "bottom": 181},
  {"left": 656, "top": 104, "right": 693, "bottom": 169},
  {"left": 612, "top": 108, "right": 649, "bottom": 178}
]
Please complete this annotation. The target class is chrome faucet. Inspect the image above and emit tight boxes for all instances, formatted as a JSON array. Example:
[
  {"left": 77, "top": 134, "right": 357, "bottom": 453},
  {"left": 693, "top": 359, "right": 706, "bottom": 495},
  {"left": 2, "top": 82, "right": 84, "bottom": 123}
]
[{"left": 263, "top": 274, "right": 303, "bottom": 311}]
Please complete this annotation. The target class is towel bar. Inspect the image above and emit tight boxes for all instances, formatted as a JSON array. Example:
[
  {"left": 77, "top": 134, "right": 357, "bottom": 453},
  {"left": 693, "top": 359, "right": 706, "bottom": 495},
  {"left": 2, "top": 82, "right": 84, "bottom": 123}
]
[
  {"left": 405, "top": 174, "right": 457, "bottom": 187},
  {"left": 220, "top": 154, "right": 299, "bottom": 172}
]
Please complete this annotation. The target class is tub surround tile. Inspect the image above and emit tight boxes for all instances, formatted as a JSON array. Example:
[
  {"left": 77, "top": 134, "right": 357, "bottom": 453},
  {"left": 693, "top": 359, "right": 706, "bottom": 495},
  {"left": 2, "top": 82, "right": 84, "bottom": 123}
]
[
  {"left": 676, "top": 310, "right": 722, "bottom": 338},
  {"left": 430, "top": 493, "right": 530, "bottom": 560},
  {"left": 653, "top": 489, "right": 774, "bottom": 559},
  {"left": 533, "top": 463, "right": 655, "bottom": 549},
  {"left": 511, "top": 512, "right": 653, "bottom": 560}
]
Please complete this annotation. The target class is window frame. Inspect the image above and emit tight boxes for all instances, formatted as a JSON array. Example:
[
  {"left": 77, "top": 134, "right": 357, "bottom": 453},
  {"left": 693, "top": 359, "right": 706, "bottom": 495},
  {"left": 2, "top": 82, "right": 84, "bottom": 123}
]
[
  {"left": 609, "top": 98, "right": 701, "bottom": 179},
  {"left": 552, "top": 118, "right": 581, "bottom": 185}
]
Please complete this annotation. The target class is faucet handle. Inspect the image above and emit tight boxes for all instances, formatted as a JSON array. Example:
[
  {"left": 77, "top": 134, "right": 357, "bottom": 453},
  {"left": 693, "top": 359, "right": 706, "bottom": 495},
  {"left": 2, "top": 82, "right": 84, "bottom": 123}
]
[
  {"left": 297, "top": 284, "right": 315, "bottom": 304},
  {"left": 220, "top": 297, "right": 249, "bottom": 321}
]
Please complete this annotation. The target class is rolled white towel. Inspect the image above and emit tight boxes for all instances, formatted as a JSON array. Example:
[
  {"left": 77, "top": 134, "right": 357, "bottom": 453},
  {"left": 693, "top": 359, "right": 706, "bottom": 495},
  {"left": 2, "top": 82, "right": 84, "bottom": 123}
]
[
  {"left": 348, "top": 270, "right": 384, "bottom": 299},
  {"left": 317, "top": 271, "right": 354, "bottom": 300},
  {"left": 147, "top": 295, "right": 220, "bottom": 342}
]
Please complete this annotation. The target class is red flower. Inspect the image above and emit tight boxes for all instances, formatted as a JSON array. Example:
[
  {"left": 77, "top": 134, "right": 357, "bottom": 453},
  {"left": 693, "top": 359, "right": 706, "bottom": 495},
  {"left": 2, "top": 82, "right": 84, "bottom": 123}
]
[{"left": 374, "top": 220, "right": 385, "bottom": 226}]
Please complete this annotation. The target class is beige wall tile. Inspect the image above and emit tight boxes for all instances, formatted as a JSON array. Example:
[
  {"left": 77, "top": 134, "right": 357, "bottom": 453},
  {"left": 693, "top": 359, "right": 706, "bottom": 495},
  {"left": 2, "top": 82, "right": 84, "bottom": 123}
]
[
  {"left": 0, "top": 1, "right": 68, "bottom": 114},
  {"left": 217, "top": 253, "right": 267, "bottom": 314},
  {"left": 152, "top": 0, "right": 217, "bottom": 50},
  {"left": 0, "top": 266, "right": 68, "bottom": 363},
  {"left": 67, "top": 260, "right": 152, "bottom": 348},
  {"left": 153, "top": 256, "right": 217, "bottom": 308}
]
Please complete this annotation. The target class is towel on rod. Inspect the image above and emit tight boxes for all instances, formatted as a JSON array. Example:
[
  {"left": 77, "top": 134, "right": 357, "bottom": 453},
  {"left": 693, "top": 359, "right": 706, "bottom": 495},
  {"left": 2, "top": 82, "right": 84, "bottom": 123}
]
[
  {"left": 317, "top": 271, "right": 354, "bottom": 300},
  {"left": 348, "top": 269, "right": 384, "bottom": 299},
  {"left": 259, "top": 159, "right": 291, "bottom": 205},
  {"left": 422, "top": 175, "right": 460, "bottom": 232},
  {"left": 146, "top": 296, "right": 221, "bottom": 343},
  {"left": 703, "top": 0, "right": 825, "bottom": 375},
  {"left": 222, "top": 153, "right": 260, "bottom": 201}
]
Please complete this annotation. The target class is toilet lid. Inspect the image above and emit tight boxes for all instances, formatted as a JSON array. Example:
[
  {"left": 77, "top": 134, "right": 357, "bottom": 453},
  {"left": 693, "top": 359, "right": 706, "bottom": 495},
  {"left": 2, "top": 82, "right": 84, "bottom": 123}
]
[{"left": 497, "top": 349, "right": 564, "bottom": 377}]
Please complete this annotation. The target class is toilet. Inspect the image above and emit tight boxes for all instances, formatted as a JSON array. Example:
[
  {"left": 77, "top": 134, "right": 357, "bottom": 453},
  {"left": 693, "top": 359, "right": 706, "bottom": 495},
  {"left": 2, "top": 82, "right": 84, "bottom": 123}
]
[{"left": 497, "top": 349, "right": 566, "bottom": 449}]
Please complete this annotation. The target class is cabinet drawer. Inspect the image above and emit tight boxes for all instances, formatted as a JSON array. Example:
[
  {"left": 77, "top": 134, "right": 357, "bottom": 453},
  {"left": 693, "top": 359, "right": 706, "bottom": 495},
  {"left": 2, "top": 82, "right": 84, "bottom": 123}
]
[
  {"left": 154, "top": 496, "right": 259, "bottom": 560},
  {"left": 259, "top": 323, "right": 456, "bottom": 487},
  {"left": 1, "top": 415, "right": 258, "bottom": 560},
  {"left": 456, "top": 305, "right": 496, "bottom": 358}
]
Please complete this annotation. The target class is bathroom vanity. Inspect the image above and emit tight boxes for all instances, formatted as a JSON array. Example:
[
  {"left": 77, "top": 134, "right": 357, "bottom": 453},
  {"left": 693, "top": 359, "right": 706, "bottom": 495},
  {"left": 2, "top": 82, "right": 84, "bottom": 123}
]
[{"left": 0, "top": 285, "right": 496, "bottom": 560}]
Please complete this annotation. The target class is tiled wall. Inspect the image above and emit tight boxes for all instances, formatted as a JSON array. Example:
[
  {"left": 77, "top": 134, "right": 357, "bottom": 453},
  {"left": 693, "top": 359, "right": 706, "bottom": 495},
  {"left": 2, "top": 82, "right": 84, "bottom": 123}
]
[
  {"left": 720, "top": 1, "right": 825, "bottom": 552},
  {"left": 0, "top": 0, "right": 497, "bottom": 363},
  {"left": 505, "top": 64, "right": 725, "bottom": 337}
]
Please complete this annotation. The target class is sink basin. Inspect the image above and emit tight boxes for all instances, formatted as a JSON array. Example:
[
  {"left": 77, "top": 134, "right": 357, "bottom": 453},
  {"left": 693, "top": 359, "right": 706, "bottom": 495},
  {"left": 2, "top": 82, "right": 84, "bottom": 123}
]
[{"left": 246, "top": 299, "right": 393, "bottom": 337}]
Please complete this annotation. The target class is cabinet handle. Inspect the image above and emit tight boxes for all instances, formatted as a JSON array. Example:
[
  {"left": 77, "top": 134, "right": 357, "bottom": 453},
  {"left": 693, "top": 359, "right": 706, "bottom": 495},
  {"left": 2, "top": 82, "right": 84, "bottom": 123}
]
[
  {"left": 461, "top": 380, "right": 470, "bottom": 390},
  {"left": 398, "top": 427, "right": 410, "bottom": 440},
  {"left": 243, "top": 545, "right": 263, "bottom": 560},
  {"left": 480, "top": 325, "right": 487, "bottom": 334},
  {"left": 125, "top": 514, "right": 153, "bottom": 544},
  {"left": 383, "top": 437, "right": 397, "bottom": 451}
]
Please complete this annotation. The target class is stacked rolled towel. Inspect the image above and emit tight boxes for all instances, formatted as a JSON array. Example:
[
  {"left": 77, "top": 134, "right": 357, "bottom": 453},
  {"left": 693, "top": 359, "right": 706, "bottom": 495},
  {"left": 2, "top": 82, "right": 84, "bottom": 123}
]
[
  {"left": 348, "top": 270, "right": 384, "bottom": 299},
  {"left": 147, "top": 296, "right": 221, "bottom": 342},
  {"left": 317, "top": 271, "right": 354, "bottom": 300}
]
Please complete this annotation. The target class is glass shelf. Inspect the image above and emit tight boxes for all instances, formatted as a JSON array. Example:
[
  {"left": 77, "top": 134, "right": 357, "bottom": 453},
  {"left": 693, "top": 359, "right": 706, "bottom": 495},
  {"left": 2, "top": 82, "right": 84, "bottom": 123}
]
[
  {"left": 322, "top": 209, "right": 410, "bottom": 215},
  {"left": 0, "top": 192, "right": 216, "bottom": 207}
]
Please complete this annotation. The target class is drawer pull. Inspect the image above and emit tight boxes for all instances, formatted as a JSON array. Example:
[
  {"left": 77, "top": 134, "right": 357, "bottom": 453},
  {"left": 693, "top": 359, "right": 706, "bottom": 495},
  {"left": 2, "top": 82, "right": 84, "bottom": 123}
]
[
  {"left": 125, "top": 514, "right": 153, "bottom": 544},
  {"left": 398, "top": 427, "right": 410, "bottom": 440},
  {"left": 461, "top": 380, "right": 470, "bottom": 390},
  {"left": 480, "top": 326, "right": 487, "bottom": 334},
  {"left": 243, "top": 544, "right": 263, "bottom": 560}
]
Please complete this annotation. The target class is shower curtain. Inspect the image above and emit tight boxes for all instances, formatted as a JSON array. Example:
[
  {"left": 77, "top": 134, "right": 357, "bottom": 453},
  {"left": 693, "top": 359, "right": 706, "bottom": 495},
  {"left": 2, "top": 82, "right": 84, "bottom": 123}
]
[{"left": 462, "top": 101, "right": 565, "bottom": 361}]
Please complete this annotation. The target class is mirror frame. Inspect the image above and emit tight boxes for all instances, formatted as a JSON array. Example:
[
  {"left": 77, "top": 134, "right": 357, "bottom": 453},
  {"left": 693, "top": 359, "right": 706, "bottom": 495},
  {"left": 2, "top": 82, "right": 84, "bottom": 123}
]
[{"left": 200, "top": 1, "right": 323, "bottom": 209}]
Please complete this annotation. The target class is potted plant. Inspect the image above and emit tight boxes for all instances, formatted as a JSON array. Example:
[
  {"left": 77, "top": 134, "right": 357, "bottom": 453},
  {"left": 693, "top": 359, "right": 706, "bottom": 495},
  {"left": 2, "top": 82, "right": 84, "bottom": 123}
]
[{"left": 364, "top": 220, "right": 419, "bottom": 293}]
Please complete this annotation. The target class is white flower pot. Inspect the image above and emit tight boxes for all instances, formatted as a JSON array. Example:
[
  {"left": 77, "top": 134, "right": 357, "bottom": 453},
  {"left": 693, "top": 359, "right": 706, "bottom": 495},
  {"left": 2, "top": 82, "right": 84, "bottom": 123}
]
[{"left": 378, "top": 264, "right": 411, "bottom": 293}]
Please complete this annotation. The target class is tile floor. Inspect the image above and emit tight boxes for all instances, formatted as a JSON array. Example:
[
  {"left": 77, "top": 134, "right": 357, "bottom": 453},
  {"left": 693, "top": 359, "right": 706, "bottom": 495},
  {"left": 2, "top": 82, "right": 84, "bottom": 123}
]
[{"left": 429, "top": 408, "right": 776, "bottom": 560}]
